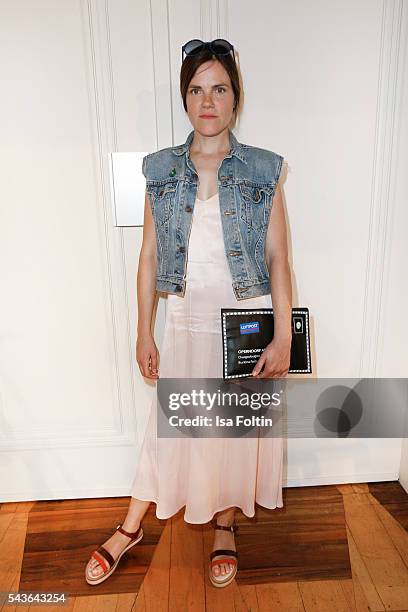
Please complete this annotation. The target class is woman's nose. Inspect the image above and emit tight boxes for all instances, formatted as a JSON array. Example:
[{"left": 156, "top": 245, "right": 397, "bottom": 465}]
[{"left": 202, "top": 94, "right": 214, "bottom": 106}]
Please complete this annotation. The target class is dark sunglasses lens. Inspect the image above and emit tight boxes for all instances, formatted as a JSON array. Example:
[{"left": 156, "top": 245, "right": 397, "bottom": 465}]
[
  {"left": 184, "top": 39, "right": 205, "bottom": 55},
  {"left": 211, "top": 39, "right": 233, "bottom": 54}
]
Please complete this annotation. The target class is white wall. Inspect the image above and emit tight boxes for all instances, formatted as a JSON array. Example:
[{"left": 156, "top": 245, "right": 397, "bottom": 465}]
[
  {"left": 391, "top": 1, "right": 408, "bottom": 493},
  {"left": 0, "top": 0, "right": 407, "bottom": 502}
]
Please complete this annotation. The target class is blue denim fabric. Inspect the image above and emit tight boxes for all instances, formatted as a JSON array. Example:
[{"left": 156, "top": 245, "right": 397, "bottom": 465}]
[{"left": 142, "top": 128, "right": 283, "bottom": 300}]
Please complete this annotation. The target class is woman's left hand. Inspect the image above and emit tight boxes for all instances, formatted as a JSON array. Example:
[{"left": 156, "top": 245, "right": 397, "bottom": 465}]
[{"left": 251, "top": 337, "right": 292, "bottom": 378}]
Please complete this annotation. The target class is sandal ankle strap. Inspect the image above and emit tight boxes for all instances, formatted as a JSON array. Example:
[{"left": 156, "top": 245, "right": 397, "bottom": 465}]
[
  {"left": 211, "top": 518, "right": 238, "bottom": 533},
  {"left": 116, "top": 523, "right": 142, "bottom": 538}
]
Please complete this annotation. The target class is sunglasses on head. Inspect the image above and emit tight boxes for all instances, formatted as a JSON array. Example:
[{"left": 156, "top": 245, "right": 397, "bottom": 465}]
[{"left": 181, "top": 38, "right": 235, "bottom": 63}]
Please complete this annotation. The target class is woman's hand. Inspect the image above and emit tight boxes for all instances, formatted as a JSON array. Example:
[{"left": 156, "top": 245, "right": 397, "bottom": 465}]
[
  {"left": 251, "top": 337, "right": 292, "bottom": 378},
  {"left": 136, "top": 332, "right": 160, "bottom": 379}
]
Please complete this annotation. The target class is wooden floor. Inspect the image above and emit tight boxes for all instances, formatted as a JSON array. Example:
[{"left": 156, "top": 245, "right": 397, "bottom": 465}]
[{"left": 1, "top": 482, "right": 408, "bottom": 611}]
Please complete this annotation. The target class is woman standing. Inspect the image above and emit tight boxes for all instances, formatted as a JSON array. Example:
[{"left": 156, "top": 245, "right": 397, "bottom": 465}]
[{"left": 85, "top": 38, "right": 292, "bottom": 589}]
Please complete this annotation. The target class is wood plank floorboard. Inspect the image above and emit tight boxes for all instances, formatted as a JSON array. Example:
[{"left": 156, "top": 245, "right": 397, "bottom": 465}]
[
  {"left": 234, "top": 485, "right": 351, "bottom": 584},
  {"left": 369, "top": 482, "right": 408, "bottom": 532},
  {"left": 1, "top": 481, "right": 408, "bottom": 611},
  {"left": 18, "top": 498, "right": 166, "bottom": 597}
]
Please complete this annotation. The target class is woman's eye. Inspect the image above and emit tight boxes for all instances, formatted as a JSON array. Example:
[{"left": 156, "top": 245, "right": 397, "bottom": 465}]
[{"left": 189, "top": 87, "right": 226, "bottom": 95}]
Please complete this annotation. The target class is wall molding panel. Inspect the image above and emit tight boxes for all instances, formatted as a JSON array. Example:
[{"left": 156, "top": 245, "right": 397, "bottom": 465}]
[{"left": 359, "top": 0, "right": 405, "bottom": 377}]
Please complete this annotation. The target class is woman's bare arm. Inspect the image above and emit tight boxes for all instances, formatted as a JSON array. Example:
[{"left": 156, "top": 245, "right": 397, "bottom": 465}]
[
  {"left": 252, "top": 184, "right": 292, "bottom": 378},
  {"left": 264, "top": 184, "right": 292, "bottom": 342},
  {"left": 136, "top": 191, "right": 160, "bottom": 379}
]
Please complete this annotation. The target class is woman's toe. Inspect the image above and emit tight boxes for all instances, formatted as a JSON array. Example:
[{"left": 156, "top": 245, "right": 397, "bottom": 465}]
[{"left": 89, "top": 563, "right": 98, "bottom": 576}]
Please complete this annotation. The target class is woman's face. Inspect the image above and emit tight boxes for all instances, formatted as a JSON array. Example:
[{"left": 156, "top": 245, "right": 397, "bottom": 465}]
[{"left": 186, "top": 59, "right": 235, "bottom": 135}]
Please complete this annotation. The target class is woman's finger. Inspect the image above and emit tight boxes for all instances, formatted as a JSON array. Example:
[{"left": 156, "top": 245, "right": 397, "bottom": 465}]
[
  {"left": 139, "top": 354, "right": 156, "bottom": 379},
  {"left": 252, "top": 355, "right": 266, "bottom": 376},
  {"left": 146, "top": 359, "right": 159, "bottom": 378},
  {"left": 150, "top": 352, "right": 158, "bottom": 374}
]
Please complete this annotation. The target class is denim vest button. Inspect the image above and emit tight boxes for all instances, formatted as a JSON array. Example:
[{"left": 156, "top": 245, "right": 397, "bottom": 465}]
[
  {"left": 175, "top": 284, "right": 183, "bottom": 292},
  {"left": 185, "top": 206, "right": 192, "bottom": 213},
  {"left": 178, "top": 246, "right": 185, "bottom": 253}
]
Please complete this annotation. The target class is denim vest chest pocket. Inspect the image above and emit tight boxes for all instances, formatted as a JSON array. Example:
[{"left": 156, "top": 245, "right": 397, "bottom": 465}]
[
  {"left": 237, "top": 180, "right": 276, "bottom": 230},
  {"left": 146, "top": 179, "right": 178, "bottom": 226}
]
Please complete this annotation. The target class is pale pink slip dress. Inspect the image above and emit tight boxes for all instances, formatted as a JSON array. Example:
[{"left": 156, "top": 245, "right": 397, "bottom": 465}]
[{"left": 129, "top": 191, "right": 284, "bottom": 523}]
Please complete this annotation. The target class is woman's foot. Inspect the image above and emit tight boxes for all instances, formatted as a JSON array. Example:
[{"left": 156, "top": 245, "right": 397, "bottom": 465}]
[
  {"left": 210, "top": 521, "right": 237, "bottom": 579},
  {"left": 86, "top": 521, "right": 141, "bottom": 579}
]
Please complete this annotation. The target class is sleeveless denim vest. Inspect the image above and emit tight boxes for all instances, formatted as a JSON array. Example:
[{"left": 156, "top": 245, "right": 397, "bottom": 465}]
[{"left": 142, "top": 128, "right": 283, "bottom": 300}]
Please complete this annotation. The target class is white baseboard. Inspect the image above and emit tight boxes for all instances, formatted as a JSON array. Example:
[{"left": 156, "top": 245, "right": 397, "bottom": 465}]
[
  {"left": 1, "top": 471, "right": 401, "bottom": 503},
  {"left": 399, "top": 477, "right": 408, "bottom": 495},
  {"left": 284, "top": 471, "right": 399, "bottom": 487}
]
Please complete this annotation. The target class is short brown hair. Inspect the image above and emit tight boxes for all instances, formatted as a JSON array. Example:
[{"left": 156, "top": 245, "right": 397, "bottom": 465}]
[{"left": 180, "top": 49, "right": 241, "bottom": 115}]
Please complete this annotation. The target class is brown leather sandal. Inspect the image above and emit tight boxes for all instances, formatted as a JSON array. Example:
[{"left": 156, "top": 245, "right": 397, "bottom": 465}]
[
  {"left": 209, "top": 518, "right": 239, "bottom": 588},
  {"left": 85, "top": 523, "right": 144, "bottom": 585}
]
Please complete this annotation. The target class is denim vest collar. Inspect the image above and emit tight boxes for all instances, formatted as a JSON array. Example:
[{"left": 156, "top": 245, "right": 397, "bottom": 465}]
[{"left": 171, "top": 128, "right": 248, "bottom": 165}]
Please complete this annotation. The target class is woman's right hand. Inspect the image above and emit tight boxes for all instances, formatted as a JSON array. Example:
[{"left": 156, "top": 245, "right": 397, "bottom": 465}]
[{"left": 136, "top": 332, "right": 160, "bottom": 379}]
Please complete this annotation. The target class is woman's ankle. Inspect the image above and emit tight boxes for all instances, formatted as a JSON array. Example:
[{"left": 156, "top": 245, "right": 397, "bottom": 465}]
[
  {"left": 215, "top": 509, "right": 236, "bottom": 527},
  {"left": 121, "top": 517, "right": 141, "bottom": 532}
]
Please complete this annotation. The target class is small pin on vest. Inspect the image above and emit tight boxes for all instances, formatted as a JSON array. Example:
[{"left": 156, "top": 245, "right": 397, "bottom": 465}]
[{"left": 169, "top": 168, "right": 176, "bottom": 177}]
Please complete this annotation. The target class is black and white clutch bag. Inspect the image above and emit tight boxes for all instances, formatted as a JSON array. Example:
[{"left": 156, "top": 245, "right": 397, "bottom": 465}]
[{"left": 221, "top": 307, "right": 312, "bottom": 379}]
